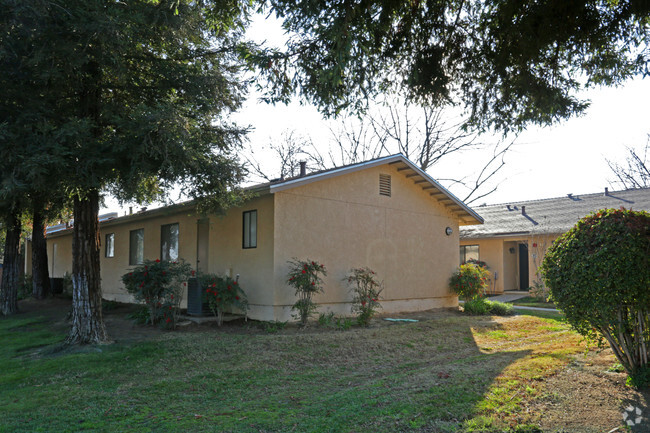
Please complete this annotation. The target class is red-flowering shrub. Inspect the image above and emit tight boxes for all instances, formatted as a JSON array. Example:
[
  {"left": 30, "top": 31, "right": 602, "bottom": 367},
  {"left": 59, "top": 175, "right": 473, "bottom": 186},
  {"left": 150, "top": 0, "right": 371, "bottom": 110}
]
[
  {"left": 199, "top": 274, "right": 249, "bottom": 326},
  {"left": 122, "top": 259, "right": 192, "bottom": 329},
  {"left": 345, "top": 267, "right": 383, "bottom": 326},
  {"left": 449, "top": 263, "right": 491, "bottom": 301},
  {"left": 287, "top": 259, "right": 326, "bottom": 326}
]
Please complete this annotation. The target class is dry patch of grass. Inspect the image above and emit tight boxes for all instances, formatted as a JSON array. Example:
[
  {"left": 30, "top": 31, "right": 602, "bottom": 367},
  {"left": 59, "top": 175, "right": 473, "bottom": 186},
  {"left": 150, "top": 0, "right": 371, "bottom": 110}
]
[{"left": 0, "top": 300, "right": 644, "bottom": 432}]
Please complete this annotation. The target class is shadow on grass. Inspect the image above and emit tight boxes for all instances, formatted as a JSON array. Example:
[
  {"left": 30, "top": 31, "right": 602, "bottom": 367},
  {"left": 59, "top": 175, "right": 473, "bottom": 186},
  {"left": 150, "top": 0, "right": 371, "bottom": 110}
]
[{"left": 0, "top": 301, "right": 541, "bottom": 433}]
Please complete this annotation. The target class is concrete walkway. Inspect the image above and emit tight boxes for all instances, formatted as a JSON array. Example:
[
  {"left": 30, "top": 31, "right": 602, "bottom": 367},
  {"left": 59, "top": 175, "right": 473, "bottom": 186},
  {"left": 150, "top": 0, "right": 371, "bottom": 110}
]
[
  {"left": 486, "top": 291, "right": 529, "bottom": 303},
  {"left": 454, "top": 291, "right": 560, "bottom": 313}
]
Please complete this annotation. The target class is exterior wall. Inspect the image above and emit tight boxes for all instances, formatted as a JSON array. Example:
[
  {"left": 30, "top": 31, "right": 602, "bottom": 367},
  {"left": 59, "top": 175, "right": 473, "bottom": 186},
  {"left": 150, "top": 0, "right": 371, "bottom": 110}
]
[
  {"left": 48, "top": 232, "right": 73, "bottom": 278},
  {"left": 99, "top": 208, "right": 200, "bottom": 303},
  {"left": 41, "top": 163, "right": 472, "bottom": 322},
  {"left": 270, "top": 164, "right": 461, "bottom": 321},
  {"left": 205, "top": 194, "right": 275, "bottom": 320},
  {"left": 44, "top": 198, "right": 276, "bottom": 311},
  {"left": 460, "top": 233, "right": 557, "bottom": 294}
]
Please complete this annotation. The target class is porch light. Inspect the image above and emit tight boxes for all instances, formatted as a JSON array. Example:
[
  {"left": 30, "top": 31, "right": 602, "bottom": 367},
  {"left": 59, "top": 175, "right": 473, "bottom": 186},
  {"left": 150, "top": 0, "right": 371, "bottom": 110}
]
[{"left": 445, "top": 227, "right": 453, "bottom": 236}]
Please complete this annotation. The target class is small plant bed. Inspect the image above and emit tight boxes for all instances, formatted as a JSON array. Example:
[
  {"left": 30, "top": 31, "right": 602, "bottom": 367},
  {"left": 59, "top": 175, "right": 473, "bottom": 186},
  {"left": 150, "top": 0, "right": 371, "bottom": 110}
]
[{"left": 507, "top": 296, "right": 556, "bottom": 309}]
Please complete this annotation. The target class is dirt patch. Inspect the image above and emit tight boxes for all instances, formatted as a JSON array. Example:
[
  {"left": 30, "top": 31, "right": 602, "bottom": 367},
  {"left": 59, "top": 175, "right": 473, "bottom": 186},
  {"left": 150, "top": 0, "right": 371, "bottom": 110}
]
[{"left": 530, "top": 349, "right": 650, "bottom": 432}]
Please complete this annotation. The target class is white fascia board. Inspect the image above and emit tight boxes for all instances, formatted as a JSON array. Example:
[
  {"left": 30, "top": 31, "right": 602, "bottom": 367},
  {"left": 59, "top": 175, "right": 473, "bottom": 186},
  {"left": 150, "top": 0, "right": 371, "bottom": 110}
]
[
  {"left": 396, "top": 157, "right": 484, "bottom": 225},
  {"left": 268, "top": 154, "right": 405, "bottom": 194},
  {"left": 269, "top": 153, "right": 484, "bottom": 225}
]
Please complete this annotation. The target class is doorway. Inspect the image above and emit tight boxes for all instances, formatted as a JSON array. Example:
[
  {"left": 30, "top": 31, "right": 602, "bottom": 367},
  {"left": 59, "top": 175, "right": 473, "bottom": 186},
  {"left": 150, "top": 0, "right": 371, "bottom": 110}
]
[
  {"left": 196, "top": 218, "right": 209, "bottom": 273},
  {"left": 518, "top": 243, "right": 529, "bottom": 291}
]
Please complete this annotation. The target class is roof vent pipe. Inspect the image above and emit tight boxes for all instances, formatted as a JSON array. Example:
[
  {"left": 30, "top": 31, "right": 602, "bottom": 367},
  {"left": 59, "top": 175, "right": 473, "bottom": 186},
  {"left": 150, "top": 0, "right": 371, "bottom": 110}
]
[
  {"left": 299, "top": 161, "right": 306, "bottom": 177},
  {"left": 521, "top": 205, "right": 526, "bottom": 214},
  {"left": 605, "top": 187, "right": 609, "bottom": 196}
]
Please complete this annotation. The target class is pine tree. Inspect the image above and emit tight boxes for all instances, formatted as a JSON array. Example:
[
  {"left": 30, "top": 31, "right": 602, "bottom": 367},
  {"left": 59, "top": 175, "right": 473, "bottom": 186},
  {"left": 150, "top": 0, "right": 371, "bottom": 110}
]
[{"left": 1, "top": 0, "right": 250, "bottom": 342}]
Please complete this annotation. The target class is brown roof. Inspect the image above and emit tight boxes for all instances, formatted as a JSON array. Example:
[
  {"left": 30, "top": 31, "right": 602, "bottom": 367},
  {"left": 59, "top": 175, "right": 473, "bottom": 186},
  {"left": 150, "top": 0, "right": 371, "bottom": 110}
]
[{"left": 460, "top": 187, "right": 650, "bottom": 239}]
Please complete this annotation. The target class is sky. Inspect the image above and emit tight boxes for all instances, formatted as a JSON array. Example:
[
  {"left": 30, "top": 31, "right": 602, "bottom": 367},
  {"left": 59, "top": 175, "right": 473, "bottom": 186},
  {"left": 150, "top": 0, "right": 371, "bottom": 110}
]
[{"left": 101, "top": 15, "right": 650, "bottom": 215}]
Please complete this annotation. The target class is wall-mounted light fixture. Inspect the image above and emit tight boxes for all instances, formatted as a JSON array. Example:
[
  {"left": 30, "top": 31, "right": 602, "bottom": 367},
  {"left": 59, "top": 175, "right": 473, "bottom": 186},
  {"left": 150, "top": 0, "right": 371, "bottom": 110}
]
[
  {"left": 509, "top": 247, "right": 516, "bottom": 254},
  {"left": 445, "top": 227, "right": 453, "bottom": 236}
]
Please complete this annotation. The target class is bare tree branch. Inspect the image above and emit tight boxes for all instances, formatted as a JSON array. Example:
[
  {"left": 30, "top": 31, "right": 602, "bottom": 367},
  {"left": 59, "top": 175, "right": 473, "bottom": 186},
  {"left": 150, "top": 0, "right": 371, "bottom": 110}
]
[
  {"left": 608, "top": 134, "right": 650, "bottom": 189},
  {"left": 245, "top": 96, "right": 514, "bottom": 204}
]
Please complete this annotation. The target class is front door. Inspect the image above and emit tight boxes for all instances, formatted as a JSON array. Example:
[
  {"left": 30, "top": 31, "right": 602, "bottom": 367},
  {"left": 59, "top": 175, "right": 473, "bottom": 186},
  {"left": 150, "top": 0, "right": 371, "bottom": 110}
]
[
  {"left": 518, "top": 243, "right": 529, "bottom": 291},
  {"left": 196, "top": 218, "right": 209, "bottom": 273}
]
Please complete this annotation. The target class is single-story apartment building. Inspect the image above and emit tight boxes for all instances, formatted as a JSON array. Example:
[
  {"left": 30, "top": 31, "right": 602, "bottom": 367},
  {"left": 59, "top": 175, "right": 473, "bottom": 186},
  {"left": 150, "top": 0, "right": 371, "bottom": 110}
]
[
  {"left": 460, "top": 187, "right": 650, "bottom": 294},
  {"left": 37, "top": 154, "right": 483, "bottom": 321}
]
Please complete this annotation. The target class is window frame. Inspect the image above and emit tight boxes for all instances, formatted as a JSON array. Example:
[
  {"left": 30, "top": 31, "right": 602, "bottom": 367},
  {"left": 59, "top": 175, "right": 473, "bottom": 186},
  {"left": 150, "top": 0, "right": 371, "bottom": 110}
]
[
  {"left": 129, "top": 228, "right": 144, "bottom": 265},
  {"left": 242, "top": 210, "right": 257, "bottom": 249},
  {"left": 105, "top": 233, "right": 115, "bottom": 258},
  {"left": 160, "top": 223, "right": 180, "bottom": 262},
  {"left": 460, "top": 244, "right": 480, "bottom": 265}
]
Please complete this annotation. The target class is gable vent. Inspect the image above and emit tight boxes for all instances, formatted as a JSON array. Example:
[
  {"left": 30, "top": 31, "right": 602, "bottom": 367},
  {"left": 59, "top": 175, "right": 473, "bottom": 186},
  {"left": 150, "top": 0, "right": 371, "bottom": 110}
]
[{"left": 379, "top": 174, "right": 391, "bottom": 197}]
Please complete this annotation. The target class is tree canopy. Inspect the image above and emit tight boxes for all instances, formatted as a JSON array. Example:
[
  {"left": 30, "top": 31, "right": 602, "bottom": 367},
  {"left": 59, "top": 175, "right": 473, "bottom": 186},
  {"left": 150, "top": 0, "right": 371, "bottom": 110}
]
[
  {"left": 0, "top": 0, "right": 252, "bottom": 341},
  {"left": 258, "top": 0, "right": 650, "bottom": 132}
]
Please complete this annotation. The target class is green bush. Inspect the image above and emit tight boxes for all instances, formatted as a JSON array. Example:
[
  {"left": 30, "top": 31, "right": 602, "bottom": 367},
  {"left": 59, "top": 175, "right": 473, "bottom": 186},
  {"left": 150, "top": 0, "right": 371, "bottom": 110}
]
[
  {"left": 199, "top": 273, "right": 249, "bottom": 326},
  {"left": 485, "top": 300, "right": 514, "bottom": 316},
  {"left": 318, "top": 312, "right": 353, "bottom": 331},
  {"left": 345, "top": 267, "right": 383, "bottom": 326},
  {"left": 541, "top": 208, "right": 650, "bottom": 386},
  {"left": 122, "top": 259, "right": 192, "bottom": 328},
  {"left": 462, "top": 299, "right": 514, "bottom": 316},
  {"left": 287, "top": 258, "right": 327, "bottom": 326},
  {"left": 449, "top": 263, "right": 491, "bottom": 300},
  {"left": 463, "top": 298, "right": 490, "bottom": 315}
]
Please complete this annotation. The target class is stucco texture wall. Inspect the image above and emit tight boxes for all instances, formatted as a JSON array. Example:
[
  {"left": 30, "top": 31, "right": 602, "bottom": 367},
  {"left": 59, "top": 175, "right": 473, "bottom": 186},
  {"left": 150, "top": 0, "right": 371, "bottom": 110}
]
[
  {"left": 460, "top": 233, "right": 557, "bottom": 294},
  {"left": 272, "top": 164, "right": 460, "bottom": 320}
]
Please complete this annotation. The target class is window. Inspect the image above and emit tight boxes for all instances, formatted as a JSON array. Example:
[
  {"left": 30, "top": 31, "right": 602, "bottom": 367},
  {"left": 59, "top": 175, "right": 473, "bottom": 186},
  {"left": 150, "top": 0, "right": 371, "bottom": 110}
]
[
  {"left": 129, "top": 229, "right": 144, "bottom": 265},
  {"left": 105, "top": 233, "right": 115, "bottom": 258},
  {"left": 161, "top": 223, "right": 179, "bottom": 261},
  {"left": 243, "top": 210, "right": 257, "bottom": 249},
  {"left": 460, "top": 245, "right": 479, "bottom": 265}
]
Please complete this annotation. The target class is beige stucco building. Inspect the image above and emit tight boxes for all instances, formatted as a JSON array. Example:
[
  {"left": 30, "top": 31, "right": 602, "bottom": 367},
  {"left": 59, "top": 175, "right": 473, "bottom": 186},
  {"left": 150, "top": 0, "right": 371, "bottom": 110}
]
[
  {"left": 40, "top": 155, "right": 483, "bottom": 321},
  {"left": 460, "top": 187, "right": 650, "bottom": 294}
]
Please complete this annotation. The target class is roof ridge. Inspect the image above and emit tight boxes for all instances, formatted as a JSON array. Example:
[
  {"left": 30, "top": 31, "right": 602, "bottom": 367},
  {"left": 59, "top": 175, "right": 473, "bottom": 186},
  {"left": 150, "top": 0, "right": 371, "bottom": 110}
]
[{"left": 476, "top": 186, "right": 650, "bottom": 209}]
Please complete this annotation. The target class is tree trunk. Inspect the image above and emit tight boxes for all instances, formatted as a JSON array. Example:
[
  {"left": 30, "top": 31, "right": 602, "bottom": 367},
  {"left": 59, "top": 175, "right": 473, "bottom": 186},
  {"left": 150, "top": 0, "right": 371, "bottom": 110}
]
[
  {"left": 66, "top": 190, "right": 108, "bottom": 344},
  {"left": 31, "top": 203, "right": 50, "bottom": 299},
  {"left": 1, "top": 211, "right": 22, "bottom": 315}
]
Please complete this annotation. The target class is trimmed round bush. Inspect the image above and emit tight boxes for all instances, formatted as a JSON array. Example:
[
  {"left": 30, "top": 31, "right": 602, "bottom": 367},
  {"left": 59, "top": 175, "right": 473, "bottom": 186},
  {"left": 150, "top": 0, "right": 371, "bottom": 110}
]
[
  {"left": 540, "top": 208, "right": 650, "bottom": 386},
  {"left": 449, "top": 263, "right": 491, "bottom": 300}
]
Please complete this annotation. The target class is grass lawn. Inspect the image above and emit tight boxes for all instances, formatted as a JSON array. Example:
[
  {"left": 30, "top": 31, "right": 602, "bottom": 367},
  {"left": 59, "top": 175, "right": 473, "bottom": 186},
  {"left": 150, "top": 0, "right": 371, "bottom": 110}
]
[
  {"left": 0, "top": 299, "right": 641, "bottom": 432},
  {"left": 507, "top": 296, "right": 556, "bottom": 309}
]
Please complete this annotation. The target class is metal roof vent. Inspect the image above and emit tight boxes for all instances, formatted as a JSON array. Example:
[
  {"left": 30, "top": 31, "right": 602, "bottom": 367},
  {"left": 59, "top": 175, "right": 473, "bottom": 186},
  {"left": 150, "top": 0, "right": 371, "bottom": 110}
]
[
  {"left": 299, "top": 161, "right": 306, "bottom": 177},
  {"left": 379, "top": 174, "right": 391, "bottom": 197},
  {"left": 521, "top": 205, "right": 526, "bottom": 214}
]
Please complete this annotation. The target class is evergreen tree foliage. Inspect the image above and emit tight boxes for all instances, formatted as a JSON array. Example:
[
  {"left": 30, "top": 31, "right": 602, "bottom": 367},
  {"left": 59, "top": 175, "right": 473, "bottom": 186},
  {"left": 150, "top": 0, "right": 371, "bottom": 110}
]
[
  {"left": 260, "top": 0, "right": 650, "bottom": 131},
  {"left": 1, "top": 0, "right": 251, "bottom": 342}
]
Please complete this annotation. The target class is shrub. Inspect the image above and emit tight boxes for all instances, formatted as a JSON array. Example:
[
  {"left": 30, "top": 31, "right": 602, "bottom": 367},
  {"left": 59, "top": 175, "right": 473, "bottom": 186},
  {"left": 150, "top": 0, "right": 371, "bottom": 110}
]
[
  {"left": 287, "top": 258, "right": 326, "bottom": 326},
  {"left": 540, "top": 208, "right": 650, "bottom": 386},
  {"left": 449, "top": 263, "right": 491, "bottom": 300},
  {"left": 529, "top": 280, "right": 550, "bottom": 302},
  {"left": 199, "top": 273, "right": 249, "bottom": 326},
  {"left": 345, "top": 267, "right": 383, "bottom": 326},
  {"left": 463, "top": 298, "right": 490, "bottom": 315},
  {"left": 318, "top": 312, "right": 353, "bottom": 331},
  {"left": 462, "top": 299, "right": 514, "bottom": 316},
  {"left": 485, "top": 300, "right": 514, "bottom": 316},
  {"left": 17, "top": 274, "right": 32, "bottom": 300},
  {"left": 122, "top": 259, "right": 192, "bottom": 329}
]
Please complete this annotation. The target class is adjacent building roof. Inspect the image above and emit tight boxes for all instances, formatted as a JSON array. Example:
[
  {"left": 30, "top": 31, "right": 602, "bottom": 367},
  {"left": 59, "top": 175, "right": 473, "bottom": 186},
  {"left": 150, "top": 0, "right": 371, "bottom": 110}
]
[{"left": 461, "top": 187, "right": 650, "bottom": 239}]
